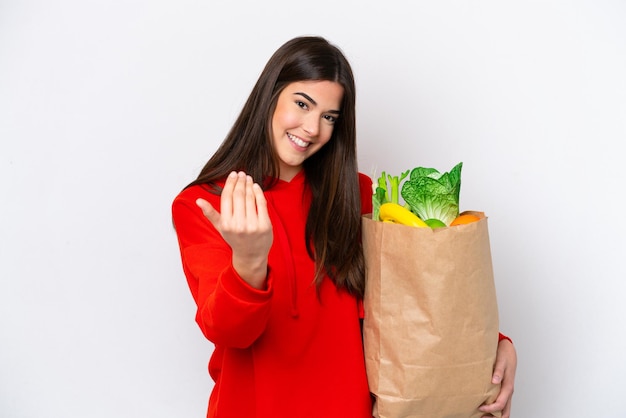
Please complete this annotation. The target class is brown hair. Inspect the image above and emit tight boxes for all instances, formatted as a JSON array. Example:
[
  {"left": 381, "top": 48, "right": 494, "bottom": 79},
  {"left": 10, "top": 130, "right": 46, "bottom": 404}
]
[{"left": 187, "top": 36, "right": 364, "bottom": 297}]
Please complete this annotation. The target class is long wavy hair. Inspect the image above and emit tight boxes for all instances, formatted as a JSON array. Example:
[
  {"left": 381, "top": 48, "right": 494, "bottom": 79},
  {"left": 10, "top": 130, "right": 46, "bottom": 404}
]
[{"left": 186, "top": 36, "right": 365, "bottom": 297}]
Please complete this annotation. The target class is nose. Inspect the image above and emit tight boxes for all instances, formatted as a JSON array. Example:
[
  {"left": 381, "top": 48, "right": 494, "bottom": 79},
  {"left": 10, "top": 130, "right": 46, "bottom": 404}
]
[{"left": 302, "top": 114, "right": 320, "bottom": 137}]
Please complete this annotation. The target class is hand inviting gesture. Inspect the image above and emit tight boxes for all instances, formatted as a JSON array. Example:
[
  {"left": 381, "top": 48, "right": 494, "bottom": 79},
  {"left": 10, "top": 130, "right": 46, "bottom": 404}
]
[{"left": 195, "top": 171, "right": 273, "bottom": 290}]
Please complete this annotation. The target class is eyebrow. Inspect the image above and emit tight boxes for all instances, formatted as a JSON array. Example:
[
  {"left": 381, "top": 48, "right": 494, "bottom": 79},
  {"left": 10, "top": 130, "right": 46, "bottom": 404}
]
[{"left": 294, "top": 92, "right": 341, "bottom": 114}]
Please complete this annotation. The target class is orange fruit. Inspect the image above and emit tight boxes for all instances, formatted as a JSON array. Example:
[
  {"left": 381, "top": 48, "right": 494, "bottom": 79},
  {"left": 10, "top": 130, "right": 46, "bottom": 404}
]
[{"left": 450, "top": 213, "right": 481, "bottom": 226}]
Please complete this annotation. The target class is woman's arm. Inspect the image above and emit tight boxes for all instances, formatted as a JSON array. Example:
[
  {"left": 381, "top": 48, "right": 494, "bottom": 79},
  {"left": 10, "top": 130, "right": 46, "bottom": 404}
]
[{"left": 172, "top": 172, "right": 274, "bottom": 348}]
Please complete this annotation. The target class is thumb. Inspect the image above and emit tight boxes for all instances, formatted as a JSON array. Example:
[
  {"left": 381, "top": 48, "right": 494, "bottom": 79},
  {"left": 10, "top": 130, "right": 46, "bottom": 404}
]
[
  {"left": 196, "top": 198, "right": 220, "bottom": 226},
  {"left": 492, "top": 358, "right": 505, "bottom": 384}
]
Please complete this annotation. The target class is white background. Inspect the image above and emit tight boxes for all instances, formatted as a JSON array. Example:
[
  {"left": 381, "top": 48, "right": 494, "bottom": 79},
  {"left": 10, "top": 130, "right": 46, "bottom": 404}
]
[{"left": 1, "top": 1, "right": 625, "bottom": 417}]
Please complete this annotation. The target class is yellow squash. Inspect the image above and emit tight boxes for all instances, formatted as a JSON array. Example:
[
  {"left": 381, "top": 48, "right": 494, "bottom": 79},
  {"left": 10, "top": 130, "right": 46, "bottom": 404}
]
[{"left": 379, "top": 203, "right": 428, "bottom": 228}]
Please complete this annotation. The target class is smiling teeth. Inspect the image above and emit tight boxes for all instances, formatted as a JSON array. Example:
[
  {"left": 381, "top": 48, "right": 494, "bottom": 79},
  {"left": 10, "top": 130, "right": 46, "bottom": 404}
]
[{"left": 287, "top": 133, "right": 309, "bottom": 148}]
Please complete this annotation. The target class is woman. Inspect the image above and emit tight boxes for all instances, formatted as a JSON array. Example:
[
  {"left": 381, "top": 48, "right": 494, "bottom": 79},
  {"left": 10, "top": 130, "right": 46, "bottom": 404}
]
[{"left": 172, "top": 36, "right": 516, "bottom": 418}]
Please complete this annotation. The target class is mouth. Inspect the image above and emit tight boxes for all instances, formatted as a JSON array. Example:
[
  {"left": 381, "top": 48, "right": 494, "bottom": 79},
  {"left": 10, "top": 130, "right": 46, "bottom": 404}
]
[{"left": 287, "top": 133, "right": 310, "bottom": 149}]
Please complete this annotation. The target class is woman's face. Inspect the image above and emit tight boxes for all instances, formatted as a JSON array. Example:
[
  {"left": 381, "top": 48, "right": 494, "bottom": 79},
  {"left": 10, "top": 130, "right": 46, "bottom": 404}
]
[{"left": 271, "top": 80, "right": 344, "bottom": 181}]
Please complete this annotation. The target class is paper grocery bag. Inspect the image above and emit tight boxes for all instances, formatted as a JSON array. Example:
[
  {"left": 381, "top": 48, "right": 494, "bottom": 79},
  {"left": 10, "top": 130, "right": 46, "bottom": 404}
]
[{"left": 362, "top": 212, "right": 501, "bottom": 418}]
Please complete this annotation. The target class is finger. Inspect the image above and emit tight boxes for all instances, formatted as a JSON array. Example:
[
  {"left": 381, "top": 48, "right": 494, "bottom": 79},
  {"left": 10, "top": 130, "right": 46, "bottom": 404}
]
[
  {"left": 196, "top": 198, "right": 220, "bottom": 226},
  {"left": 491, "top": 344, "right": 508, "bottom": 385},
  {"left": 231, "top": 171, "right": 248, "bottom": 221},
  {"left": 252, "top": 182, "right": 271, "bottom": 227},
  {"left": 479, "top": 395, "right": 505, "bottom": 414},
  {"left": 220, "top": 171, "right": 238, "bottom": 218},
  {"left": 244, "top": 175, "right": 257, "bottom": 222},
  {"left": 492, "top": 361, "right": 505, "bottom": 385},
  {"left": 479, "top": 382, "right": 512, "bottom": 414}
]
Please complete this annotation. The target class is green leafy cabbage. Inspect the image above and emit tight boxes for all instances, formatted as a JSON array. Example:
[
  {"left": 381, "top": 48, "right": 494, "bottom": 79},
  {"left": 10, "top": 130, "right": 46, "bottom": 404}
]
[{"left": 400, "top": 162, "right": 463, "bottom": 226}]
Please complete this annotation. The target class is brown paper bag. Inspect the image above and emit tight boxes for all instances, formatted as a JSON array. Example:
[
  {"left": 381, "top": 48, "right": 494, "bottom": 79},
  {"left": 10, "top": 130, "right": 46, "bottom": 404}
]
[{"left": 362, "top": 212, "right": 501, "bottom": 418}]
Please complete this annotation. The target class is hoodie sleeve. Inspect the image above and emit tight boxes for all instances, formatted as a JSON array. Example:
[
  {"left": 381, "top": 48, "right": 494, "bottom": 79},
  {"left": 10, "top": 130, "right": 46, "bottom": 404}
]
[{"left": 171, "top": 186, "right": 273, "bottom": 348}]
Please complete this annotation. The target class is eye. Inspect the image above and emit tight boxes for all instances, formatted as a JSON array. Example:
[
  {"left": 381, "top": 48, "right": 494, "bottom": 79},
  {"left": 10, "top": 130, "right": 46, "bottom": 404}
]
[
  {"left": 323, "top": 114, "right": 338, "bottom": 124},
  {"left": 296, "top": 100, "right": 309, "bottom": 110}
]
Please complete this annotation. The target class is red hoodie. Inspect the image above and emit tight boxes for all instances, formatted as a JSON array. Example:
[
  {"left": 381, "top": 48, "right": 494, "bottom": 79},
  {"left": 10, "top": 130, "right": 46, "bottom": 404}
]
[
  {"left": 172, "top": 171, "right": 510, "bottom": 417},
  {"left": 172, "top": 171, "right": 374, "bottom": 418}
]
